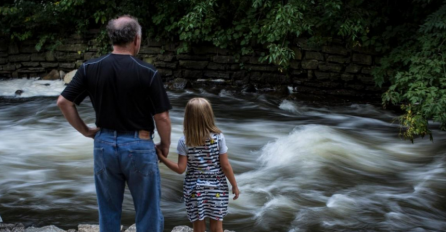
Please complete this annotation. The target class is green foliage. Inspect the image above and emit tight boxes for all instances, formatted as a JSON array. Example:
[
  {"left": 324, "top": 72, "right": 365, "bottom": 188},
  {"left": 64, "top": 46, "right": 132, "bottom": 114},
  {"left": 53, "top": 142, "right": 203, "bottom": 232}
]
[
  {"left": 373, "top": 1, "right": 446, "bottom": 142},
  {"left": 1, "top": 0, "right": 446, "bottom": 140}
]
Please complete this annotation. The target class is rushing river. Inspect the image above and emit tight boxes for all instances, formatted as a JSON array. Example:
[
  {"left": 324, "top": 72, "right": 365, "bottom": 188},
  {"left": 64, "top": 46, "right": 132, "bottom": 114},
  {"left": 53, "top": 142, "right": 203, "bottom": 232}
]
[{"left": 0, "top": 78, "right": 445, "bottom": 232}]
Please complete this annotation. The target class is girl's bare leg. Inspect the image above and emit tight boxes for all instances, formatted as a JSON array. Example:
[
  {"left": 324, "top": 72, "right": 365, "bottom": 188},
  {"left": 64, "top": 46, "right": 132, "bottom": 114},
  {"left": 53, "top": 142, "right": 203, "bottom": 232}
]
[
  {"left": 193, "top": 220, "right": 206, "bottom": 232},
  {"left": 209, "top": 219, "right": 223, "bottom": 232}
]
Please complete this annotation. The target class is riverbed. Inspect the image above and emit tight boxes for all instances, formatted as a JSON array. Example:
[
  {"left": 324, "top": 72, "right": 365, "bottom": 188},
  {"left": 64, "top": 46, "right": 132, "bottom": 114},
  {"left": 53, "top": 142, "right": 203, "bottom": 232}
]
[{"left": 0, "top": 78, "right": 445, "bottom": 232}]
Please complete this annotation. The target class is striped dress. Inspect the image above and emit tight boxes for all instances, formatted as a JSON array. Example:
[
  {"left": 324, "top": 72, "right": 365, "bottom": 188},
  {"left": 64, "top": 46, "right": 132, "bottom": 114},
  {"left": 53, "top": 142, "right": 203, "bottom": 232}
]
[{"left": 177, "top": 133, "right": 229, "bottom": 222}]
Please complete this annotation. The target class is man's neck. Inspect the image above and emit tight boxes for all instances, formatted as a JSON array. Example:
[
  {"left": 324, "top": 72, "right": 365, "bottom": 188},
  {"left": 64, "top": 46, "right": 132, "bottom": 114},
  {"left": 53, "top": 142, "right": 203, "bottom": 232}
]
[{"left": 112, "top": 45, "right": 135, "bottom": 56}]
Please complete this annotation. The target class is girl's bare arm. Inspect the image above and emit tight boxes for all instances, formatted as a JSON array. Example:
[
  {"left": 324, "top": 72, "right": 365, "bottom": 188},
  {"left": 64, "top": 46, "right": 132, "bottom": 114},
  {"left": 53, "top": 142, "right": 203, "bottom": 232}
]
[
  {"left": 220, "top": 153, "right": 239, "bottom": 200},
  {"left": 156, "top": 148, "right": 187, "bottom": 174}
]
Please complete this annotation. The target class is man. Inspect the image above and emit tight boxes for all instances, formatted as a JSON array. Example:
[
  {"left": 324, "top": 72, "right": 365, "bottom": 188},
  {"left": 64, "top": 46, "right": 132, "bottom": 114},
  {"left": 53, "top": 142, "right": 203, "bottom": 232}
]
[{"left": 57, "top": 15, "right": 171, "bottom": 232}]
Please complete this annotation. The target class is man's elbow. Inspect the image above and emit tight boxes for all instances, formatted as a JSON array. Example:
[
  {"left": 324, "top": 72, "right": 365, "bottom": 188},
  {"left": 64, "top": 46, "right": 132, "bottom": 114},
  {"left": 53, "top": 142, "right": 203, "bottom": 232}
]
[
  {"left": 153, "top": 111, "right": 170, "bottom": 122},
  {"left": 57, "top": 95, "right": 72, "bottom": 108}
]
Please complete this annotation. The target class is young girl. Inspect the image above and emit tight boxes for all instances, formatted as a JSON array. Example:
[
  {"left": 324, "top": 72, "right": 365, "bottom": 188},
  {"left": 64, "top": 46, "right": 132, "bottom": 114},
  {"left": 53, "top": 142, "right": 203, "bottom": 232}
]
[{"left": 156, "top": 97, "right": 239, "bottom": 232}]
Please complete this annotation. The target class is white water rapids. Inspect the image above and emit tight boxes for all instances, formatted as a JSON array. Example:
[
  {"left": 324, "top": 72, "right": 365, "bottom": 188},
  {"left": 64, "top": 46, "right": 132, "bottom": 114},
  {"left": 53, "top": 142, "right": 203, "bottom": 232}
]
[{"left": 0, "top": 79, "right": 445, "bottom": 232}]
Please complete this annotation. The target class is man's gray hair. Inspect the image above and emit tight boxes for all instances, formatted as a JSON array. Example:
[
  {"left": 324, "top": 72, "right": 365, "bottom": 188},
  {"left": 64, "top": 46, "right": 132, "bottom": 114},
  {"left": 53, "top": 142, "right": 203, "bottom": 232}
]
[{"left": 106, "top": 15, "right": 142, "bottom": 46}]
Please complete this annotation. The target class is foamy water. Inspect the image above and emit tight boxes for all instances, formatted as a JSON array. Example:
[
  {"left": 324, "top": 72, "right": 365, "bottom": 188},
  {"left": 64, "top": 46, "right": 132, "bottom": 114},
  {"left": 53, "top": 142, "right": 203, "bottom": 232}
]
[{"left": 0, "top": 79, "right": 445, "bottom": 232}]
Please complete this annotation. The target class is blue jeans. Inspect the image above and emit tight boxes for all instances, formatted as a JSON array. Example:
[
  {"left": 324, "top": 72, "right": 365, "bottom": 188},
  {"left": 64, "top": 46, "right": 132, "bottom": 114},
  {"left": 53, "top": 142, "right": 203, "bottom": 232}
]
[{"left": 93, "top": 129, "right": 163, "bottom": 232}]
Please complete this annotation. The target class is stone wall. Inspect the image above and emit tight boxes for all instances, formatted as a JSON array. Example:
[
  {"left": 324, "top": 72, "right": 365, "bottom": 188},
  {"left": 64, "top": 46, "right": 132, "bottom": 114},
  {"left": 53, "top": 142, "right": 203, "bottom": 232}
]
[{"left": 0, "top": 33, "right": 384, "bottom": 98}]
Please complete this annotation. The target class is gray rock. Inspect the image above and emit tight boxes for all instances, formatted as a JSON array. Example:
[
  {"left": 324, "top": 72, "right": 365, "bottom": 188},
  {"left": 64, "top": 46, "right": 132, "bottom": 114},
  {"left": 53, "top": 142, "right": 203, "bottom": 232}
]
[
  {"left": 9, "top": 55, "right": 31, "bottom": 62},
  {"left": 341, "top": 74, "right": 355, "bottom": 81},
  {"left": 207, "top": 62, "right": 228, "bottom": 70},
  {"left": 314, "top": 71, "right": 330, "bottom": 80},
  {"left": 63, "top": 70, "right": 77, "bottom": 84},
  {"left": 327, "top": 55, "right": 350, "bottom": 64},
  {"left": 139, "top": 47, "right": 161, "bottom": 54},
  {"left": 124, "top": 224, "right": 136, "bottom": 232},
  {"left": 357, "top": 75, "right": 375, "bottom": 84},
  {"left": 25, "top": 225, "right": 65, "bottom": 232},
  {"left": 156, "top": 54, "right": 175, "bottom": 62},
  {"left": 304, "top": 51, "right": 324, "bottom": 61},
  {"left": 204, "top": 71, "right": 230, "bottom": 79},
  {"left": 182, "top": 70, "right": 203, "bottom": 79},
  {"left": 59, "top": 63, "right": 76, "bottom": 69},
  {"left": 318, "top": 63, "right": 342, "bottom": 73},
  {"left": 15, "top": 90, "right": 24, "bottom": 96},
  {"left": 154, "top": 61, "right": 178, "bottom": 69},
  {"left": 77, "top": 224, "right": 112, "bottom": 232},
  {"left": 171, "top": 226, "right": 193, "bottom": 232},
  {"left": 8, "top": 42, "right": 20, "bottom": 54},
  {"left": 245, "top": 65, "right": 277, "bottom": 72},
  {"left": 212, "top": 56, "right": 236, "bottom": 64},
  {"left": 83, "top": 52, "right": 96, "bottom": 61},
  {"left": 0, "top": 223, "right": 25, "bottom": 232},
  {"left": 322, "top": 45, "right": 349, "bottom": 56},
  {"left": 301, "top": 60, "right": 318, "bottom": 70},
  {"left": 352, "top": 54, "right": 372, "bottom": 65},
  {"left": 242, "top": 84, "right": 256, "bottom": 93},
  {"left": 59, "top": 70, "right": 66, "bottom": 79},
  {"left": 42, "top": 69, "right": 60, "bottom": 80},
  {"left": 21, "top": 62, "right": 40, "bottom": 67},
  {"left": 158, "top": 69, "right": 173, "bottom": 76},
  {"left": 169, "top": 78, "right": 192, "bottom": 90},
  {"left": 31, "top": 54, "right": 47, "bottom": 62},
  {"left": 179, "top": 61, "right": 208, "bottom": 69},
  {"left": 45, "top": 51, "right": 56, "bottom": 62},
  {"left": 345, "top": 64, "right": 362, "bottom": 73},
  {"left": 176, "top": 54, "right": 209, "bottom": 61},
  {"left": 290, "top": 47, "right": 303, "bottom": 60},
  {"left": 41, "top": 63, "right": 59, "bottom": 69},
  {"left": 56, "top": 44, "right": 87, "bottom": 52}
]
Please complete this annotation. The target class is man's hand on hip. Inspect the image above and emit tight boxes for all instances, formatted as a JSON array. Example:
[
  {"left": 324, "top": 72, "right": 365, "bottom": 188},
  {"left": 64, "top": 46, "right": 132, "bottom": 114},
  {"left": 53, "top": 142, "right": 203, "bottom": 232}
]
[{"left": 83, "top": 127, "right": 100, "bottom": 139}]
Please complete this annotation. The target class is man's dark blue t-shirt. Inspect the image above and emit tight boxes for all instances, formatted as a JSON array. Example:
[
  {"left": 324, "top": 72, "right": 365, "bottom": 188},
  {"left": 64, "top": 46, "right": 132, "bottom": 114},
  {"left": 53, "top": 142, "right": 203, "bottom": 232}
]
[{"left": 61, "top": 53, "right": 171, "bottom": 133}]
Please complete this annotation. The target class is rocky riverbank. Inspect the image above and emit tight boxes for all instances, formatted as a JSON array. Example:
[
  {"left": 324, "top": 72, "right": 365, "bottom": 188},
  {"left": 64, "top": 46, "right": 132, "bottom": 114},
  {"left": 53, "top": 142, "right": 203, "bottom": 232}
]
[{"left": 0, "top": 223, "right": 235, "bottom": 232}]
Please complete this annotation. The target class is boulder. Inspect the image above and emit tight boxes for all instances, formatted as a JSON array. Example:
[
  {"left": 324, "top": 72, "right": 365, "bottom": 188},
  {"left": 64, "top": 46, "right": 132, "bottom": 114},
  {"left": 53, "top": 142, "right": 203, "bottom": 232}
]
[
  {"left": 171, "top": 226, "right": 192, "bottom": 232},
  {"left": 63, "top": 70, "right": 77, "bottom": 84},
  {"left": 59, "top": 70, "right": 66, "bottom": 79},
  {"left": 25, "top": 225, "right": 65, "bottom": 232},
  {"left": 242, "top": 84, "right": 256, "bottom": 93},
  {"left": 168, "top": 78, "right": 192, "bottom": 90},
  {"left": 124, "top": 224, "right": 136, "bottom": 232},
  {"left": 41, "top": 69, "right": 60, "bottom": 80},
  {"left": 0, "top": 223, "right": 25, "bottom": 232},
  {"left": 15, "top": 90, "right": 24, "bottom": 96}
]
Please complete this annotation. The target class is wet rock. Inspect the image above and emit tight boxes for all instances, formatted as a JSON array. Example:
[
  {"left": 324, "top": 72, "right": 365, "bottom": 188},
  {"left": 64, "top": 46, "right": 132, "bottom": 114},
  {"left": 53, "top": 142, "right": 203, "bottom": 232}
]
[
  {"left": 0, "top": 223, "right": 25, "bottom": 232},
  {"left": 77, "top": 224, "right": 99, "bottom": 232},
  {"left": 42, "top": 69, "right": 60, "bottom": 80},
  {"left": 63, "top": 70, "right": 77, "bottom": 84},
  {"left": 124, "top": 224, "right": 135, "bottom": 232},
  {"left": 275, "top": 85, "right": 290, "bottom": 97},
  {"left": 15, "top": 90, "right": 24, "bottom": 96},
  {"left": 168, "top": 78, "right": 192, "bottom": 90},
  {"left": 171, "top": 226, "right": 192, "bottom": 232},
  {"left": 25, "top": 225, "right": 65, "bottom": 232},
  {"left": 242, "top": 84, "right": 256, "bottom": 93},
  {"left": 59, "top": 71, "right": 66, "bottom": 80}
]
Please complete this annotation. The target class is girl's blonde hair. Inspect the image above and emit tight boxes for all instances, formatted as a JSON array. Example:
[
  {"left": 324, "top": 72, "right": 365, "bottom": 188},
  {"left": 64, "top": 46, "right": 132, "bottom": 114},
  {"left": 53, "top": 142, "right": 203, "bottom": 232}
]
[{"left": 184, "top": 98, "right": 222, "bottom": 147}]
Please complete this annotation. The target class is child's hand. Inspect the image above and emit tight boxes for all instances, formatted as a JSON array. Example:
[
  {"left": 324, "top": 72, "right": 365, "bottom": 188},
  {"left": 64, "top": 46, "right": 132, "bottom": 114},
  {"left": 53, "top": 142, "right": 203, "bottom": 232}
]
[
  {"left": 232, "top": 186, "right": 240, "bottom": 200},
  {"left": 155, "top": 147, "right": 164, "bottom": 162}
]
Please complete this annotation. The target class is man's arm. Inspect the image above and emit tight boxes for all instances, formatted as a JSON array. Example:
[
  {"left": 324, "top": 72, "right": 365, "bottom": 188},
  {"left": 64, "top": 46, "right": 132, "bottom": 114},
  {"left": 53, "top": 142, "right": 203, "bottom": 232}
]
[
  {"left": 57, "top": 95, "right": 99, "bottom": 138},
  {"left": 153, "top": 111, "right": 171, "bottom": 158}
]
